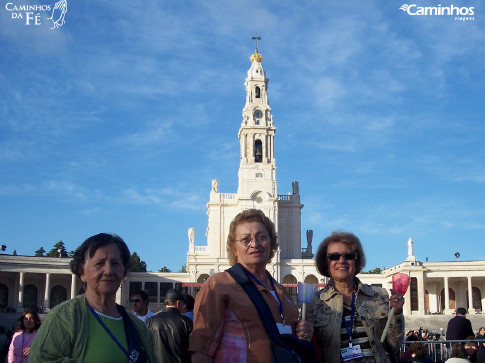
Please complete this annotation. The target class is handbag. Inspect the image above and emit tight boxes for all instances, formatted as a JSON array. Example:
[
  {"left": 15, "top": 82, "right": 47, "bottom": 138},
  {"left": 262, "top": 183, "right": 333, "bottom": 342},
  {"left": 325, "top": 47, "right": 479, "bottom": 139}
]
[{"left": 227, "top": 263, "right": 317, "bottom": 363}]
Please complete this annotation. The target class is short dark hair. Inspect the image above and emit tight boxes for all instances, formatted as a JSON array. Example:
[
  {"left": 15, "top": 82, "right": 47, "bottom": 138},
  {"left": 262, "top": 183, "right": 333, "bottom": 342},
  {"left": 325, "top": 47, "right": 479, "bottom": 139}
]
[
  {"left": 409, "top": 342, "right": 427, "bottom": 356},
  {"left": 184, "top": 294, "right": 195, "bottom": 312},
  {"left": 70, "top": 233, "right": 132, "bottom": 279},
  {"left": 315, "top": 231, "right": 366, "bottom": 277},
  {"left": 226, "top": 209, "right": 278, "bottom": 266},
  {"left": 132, "top": 290, "right": 149, "bottom": 303},
  {"left": 20, "top": 309, "right": 41, "bottom": 332},
  {"left": 451, "top": 343, "right": 466, "bottom": 358},
  {"left": 456, "top": 307, "right": 467, "bottom": 315}
]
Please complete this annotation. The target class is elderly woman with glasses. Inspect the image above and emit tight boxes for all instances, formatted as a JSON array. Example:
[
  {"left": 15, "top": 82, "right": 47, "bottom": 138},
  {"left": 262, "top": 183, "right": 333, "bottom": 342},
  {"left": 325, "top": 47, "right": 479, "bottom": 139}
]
[
  {"left": 307, "top": 232, "right": 404, "bottom": 363},
  {"left": 190, "top": 209, "right": 314, "bottom": 362}
]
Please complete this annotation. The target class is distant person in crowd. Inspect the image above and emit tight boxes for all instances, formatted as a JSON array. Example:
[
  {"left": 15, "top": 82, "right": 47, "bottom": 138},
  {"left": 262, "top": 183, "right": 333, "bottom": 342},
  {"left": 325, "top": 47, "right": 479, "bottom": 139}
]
[
  {"left": 131, "top": 290, "right": 156, "bottom": 322},
  {"left": 307, "top": 232, "right": 404, "bottom": 363},
  {"left": 464, "top": 338, "right": 485, "bottom": 363},
  {"left": 476, "top": 327, "right": 485, "bottom": 350},
  {"left": 190, "top": 209, "right": 314, "bottom": 362},
  {"left": 29, "top": 233, "right": 157, "bottom": 363},
  {"left": 183, "top": 294, "right": 195, "bottom": 321},
  {"left": 8, "top": 309, "right": 41, "bottom": 363},
  {"left": 446, "top": 307, "right": 474, "bottom": 347},
  {"left": 0, "top": 326, "right": 10, "bottom": 363},
  {"left": 447, "top": 343, "right": 472, "bottom": 363},
  {"left": 403, "top": 333, "right": 420, "bottom": 362},
  {"left": 407, "top": 342, "right": 435, "bottom": 363},
  {"left": 146, "top": 289, "right": 192, "bottom": 363}
]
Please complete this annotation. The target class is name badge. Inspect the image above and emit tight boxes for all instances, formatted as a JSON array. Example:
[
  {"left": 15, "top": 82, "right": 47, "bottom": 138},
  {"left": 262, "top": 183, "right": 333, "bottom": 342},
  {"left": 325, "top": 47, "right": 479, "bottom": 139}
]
[
  {"left": 341, "top": 344, "right": 362, "bottom": 361},
  {"left": 276, "top": 323, "right": 292, "bottom": 334}
]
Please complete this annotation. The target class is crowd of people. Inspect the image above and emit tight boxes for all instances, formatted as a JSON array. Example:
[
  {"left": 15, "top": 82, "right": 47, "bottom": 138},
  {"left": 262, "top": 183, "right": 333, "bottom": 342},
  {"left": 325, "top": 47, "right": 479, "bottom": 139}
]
[{"left": 1, "top": 209, "right": 484, "bottom": 362}]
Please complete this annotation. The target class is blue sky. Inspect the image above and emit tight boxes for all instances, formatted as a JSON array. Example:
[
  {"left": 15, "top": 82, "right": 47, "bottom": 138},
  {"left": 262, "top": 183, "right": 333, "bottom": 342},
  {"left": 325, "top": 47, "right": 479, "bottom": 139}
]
[{"left": 1, "top": 0, "right": 484, "bottom": 273}]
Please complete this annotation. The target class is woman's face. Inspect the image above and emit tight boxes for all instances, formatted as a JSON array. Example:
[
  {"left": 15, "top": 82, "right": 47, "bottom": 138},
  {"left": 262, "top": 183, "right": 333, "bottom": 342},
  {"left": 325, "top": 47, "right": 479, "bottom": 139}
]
[
  {"left": 326, "top": 242, "right": 356, "bottom": 284},
  {"left": 234, "top": 221, "right": 271, "bottom": 271},
  {"left": 80, "top": 243, "right": 125, "bottom": 300},
  {"left": 23, "top": 313, "right": 35, "bottom": 332}
]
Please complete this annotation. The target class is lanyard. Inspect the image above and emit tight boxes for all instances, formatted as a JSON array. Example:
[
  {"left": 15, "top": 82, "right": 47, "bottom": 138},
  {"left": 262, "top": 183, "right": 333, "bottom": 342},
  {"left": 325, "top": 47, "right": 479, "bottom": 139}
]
[
  {"left": 245, "top": 270, "right": 285, "bottom": 324},
  {"left": 87, "top": 304, "right": 130, "bottom": 358},
  {"left": 342, "top": 292, "right": 355, "bottom": 347}
]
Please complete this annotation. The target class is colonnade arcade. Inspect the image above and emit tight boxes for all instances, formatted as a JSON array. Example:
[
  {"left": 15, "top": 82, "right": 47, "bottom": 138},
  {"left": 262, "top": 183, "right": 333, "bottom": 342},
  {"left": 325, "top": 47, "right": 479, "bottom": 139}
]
[{"left": 0, "top": 270, "right": 80, "bottom": 313}]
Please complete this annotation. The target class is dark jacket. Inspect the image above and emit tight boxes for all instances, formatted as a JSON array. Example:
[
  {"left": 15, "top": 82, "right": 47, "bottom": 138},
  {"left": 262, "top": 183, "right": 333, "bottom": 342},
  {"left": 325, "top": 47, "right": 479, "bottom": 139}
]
[
  {"left": 408, "top": 355, "right": 435, "bottom": 363},
  {"left": 446, "top": 315, "right": 474, "bottom": 343},
  {"left": 146, "top": 307, "right": 193, "bottom": 363}
]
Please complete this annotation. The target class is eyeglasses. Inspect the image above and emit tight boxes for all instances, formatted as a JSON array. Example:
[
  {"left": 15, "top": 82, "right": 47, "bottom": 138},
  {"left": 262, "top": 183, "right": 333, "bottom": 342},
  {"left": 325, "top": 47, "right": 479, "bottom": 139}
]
[
  {"left": 236, "top": 233, "right": 269, "bottom": 246},
  {"left": 327, "top": 252, "right": 357, "bottom": 261},
  {"left": 131, "top": 299, "right": 141, "bottom": 303}
]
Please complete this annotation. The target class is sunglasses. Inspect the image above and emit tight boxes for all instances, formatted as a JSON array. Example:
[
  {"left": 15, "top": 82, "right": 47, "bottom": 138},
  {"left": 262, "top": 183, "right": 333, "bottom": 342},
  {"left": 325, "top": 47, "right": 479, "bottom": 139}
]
[
  {"left": 327, "top": 252, "right": 357, "bottom": 261},
  {"left": 131, "top": 299, "right": 141, "bottom": 303}
]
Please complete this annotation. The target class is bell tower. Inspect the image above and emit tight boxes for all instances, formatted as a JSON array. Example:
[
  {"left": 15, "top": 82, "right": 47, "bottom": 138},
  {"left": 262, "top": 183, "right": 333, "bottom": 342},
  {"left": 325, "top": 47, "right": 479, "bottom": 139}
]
[{"left": 237, "top": 36, "right": 277, "bottom": 199}]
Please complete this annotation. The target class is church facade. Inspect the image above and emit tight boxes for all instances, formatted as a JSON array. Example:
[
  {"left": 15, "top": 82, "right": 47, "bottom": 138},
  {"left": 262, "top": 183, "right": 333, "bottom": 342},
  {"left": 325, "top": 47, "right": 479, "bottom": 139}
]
[
  {"left": 0, "top": 46, "right": 484, "bottom": 326},
  {"left": 185, "top": 47, "right": 317, "bottom": 288}
]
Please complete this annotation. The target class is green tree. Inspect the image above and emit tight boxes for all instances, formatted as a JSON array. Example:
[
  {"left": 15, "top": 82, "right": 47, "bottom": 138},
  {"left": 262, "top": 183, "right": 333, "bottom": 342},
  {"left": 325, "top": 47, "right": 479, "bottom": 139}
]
[
  {"left": 361, "top": 267, "right": 383, "bottom": 274},
  {"left": 179, "top": 264, "right": 187, "bottom": 273},
  {"left": 68, "top": 248, "right": 78, "bottom": 258},
  {"left": 46, "top": 241, "right": 69, "bottom": 258},
  {"left": 130, "top": 252, "right": 147, "bottom": 272},
  {"left": 35, "top": 247, "right": 46, "bottom": 257},
  {"left": 159, "top": 266, "right": 171, "bottom": 272}
]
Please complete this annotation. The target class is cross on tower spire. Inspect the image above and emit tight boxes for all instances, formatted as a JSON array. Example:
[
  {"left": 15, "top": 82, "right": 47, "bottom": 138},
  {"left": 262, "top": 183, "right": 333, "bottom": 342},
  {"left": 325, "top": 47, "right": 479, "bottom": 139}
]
[{"left": 252, "top": 35, "right": 261, "bottom": 52}]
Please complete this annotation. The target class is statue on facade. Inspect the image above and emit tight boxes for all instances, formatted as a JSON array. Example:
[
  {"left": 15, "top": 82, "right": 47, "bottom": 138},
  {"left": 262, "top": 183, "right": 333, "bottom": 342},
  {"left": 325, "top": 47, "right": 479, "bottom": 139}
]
[
  {"left": 188, "top": 228, "right": 195, "bottom": 245},
  {"left": 292, "top": 181, "right": 299, "bottom": 195},
  {"left": 407, "top": 237, "right": 414, "bottom": 257},
  {"left": 306, "top": 229, "right": 313, "bottom": 252},
  {"left": 211, "top": 179, "right": 219, "bottom": 193}
]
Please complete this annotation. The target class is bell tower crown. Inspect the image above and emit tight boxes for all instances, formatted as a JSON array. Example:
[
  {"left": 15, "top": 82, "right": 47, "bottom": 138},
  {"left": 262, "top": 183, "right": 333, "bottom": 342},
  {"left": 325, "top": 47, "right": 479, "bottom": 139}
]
[{"left": 237, "top": 36, "right": 277, "bottom": 197}]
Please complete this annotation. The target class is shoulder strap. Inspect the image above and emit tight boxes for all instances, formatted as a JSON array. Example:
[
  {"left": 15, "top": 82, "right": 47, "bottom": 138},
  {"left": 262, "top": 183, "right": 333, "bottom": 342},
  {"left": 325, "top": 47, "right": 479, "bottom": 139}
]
[{"left": 226, "top": 263, "right": 281, "bottom": 341}]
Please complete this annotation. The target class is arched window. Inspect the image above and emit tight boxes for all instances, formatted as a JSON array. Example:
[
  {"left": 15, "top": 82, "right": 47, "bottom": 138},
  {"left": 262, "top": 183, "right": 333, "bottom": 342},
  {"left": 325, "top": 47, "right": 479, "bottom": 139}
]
[
  {"left": 410, "top": 277, "right": 418, "bottom": 311},
  {"left": 255, "top": 86, "right": 261, "bottom": 98},
  {"left": 304, "top": 275, "right": 319, "bottom": 284},
  {"left": 0, "top": 283, "right": 7, "bottom": 309},
  {"left": 129, "top": 281, "right": 142, "bottom": 298},
  {"left": 254, "top": 140, "right": 263, "bottom": 162},
  {"left": 50, "top": 285, "right": 67, "bottom": 308},
  {"left": 282, "top": 275, "right": 297, "bottom": 304},
  {"left": 160, "top": 282, "right": 173, "bottom": 303},
  {"left": 23, "top": 284, "right": 38, "bottom": 309},
  {"left": 466, "top": 287, "right": 482, "bottom": 311},
  {"left": 440, "top": 288, "right": 456, "bottom": 311}
]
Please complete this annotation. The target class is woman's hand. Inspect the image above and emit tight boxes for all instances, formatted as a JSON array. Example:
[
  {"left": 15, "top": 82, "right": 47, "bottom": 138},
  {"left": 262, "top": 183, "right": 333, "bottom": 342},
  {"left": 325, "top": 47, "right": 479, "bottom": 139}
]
[
  {"left": 294, "top": 319, "right": 314, "bottom": 341},
  {"left": 389, "top": 288, "right": 405, "bottom": 315},
  {"left": 23, "top": 347, "right": 30, "bottom": 356}
]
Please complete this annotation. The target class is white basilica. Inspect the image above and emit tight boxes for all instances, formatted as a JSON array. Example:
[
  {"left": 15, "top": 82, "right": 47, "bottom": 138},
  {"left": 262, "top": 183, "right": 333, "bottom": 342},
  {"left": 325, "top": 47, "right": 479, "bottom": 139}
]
[{"left": 1, "top": 44, "right": 484, "bottom": 330}]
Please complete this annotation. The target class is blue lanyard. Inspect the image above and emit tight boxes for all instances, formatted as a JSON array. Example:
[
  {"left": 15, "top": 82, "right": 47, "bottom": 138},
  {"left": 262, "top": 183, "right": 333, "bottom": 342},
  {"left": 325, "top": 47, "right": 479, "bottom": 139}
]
[
  {"left": 245, "top": 270, "right": 285, "bottom": 324},
  {"left": 87, "top": 304, "right": 130, "bottom": 358},
  {"left": 342, "top": 292, "right": 355, "bottom": 347}
]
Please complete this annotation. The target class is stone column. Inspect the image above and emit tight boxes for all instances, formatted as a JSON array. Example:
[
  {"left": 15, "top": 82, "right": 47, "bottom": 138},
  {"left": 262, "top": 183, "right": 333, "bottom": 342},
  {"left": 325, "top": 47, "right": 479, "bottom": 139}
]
[
  {"left": 467, "top": 277, "right": 475, "bottom": 314},
  {"left": 417, "top": 273, "right": 426, "bottom": 315},
  {"left": 43, "top": 273, "right": 51, "bottom": 310},
  {"left": 71, "top": 274, "right": 77, "bottom": 299},
  {"left": 444, "top": 277, "right": 451, "bottom": 314},
  {"left": 18, "top": 272, "right": 24, "bottom": 312}
]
